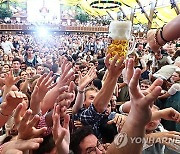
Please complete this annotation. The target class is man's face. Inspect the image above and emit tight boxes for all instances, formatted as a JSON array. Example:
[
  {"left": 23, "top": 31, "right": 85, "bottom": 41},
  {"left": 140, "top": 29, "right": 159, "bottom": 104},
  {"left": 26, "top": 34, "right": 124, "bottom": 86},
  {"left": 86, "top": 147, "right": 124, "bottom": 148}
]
[
  {"left": 79, "top": 134, "right": 105, "bottom": 154},
  {"left": 12, "top": 61, "right": 21, "bottom": 70},
  {"left": 36, "top": 66, "right": 44, "bottom": 75},
  {"left": 170, "top": 72, "right": 180, "bottom": 83},
  {"left": 84, "top": 90, "right": 98, "bottom": 108},
  {"left": 140, "top": 83, "right": 150, "bottom": 90},
  {"left": 39, "top": 52, "right": 44, "bottom": 58},
  {"left": 21, "top": 64, "right": 26, "bottom": 70},
  {"left": 74, "top": 64, "right": 80, "bottom": 72}
]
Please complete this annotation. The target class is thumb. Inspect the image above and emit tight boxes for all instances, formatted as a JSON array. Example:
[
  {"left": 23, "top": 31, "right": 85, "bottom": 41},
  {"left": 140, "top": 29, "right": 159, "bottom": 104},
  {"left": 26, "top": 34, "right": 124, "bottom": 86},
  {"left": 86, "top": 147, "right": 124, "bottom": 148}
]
[{"left": 34, "top": 127, "right": 47, "bottom": 137}]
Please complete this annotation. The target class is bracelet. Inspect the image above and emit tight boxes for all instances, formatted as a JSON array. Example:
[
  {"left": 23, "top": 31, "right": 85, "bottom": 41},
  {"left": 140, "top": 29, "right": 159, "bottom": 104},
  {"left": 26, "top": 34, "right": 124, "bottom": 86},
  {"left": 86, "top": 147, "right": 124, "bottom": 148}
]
[
  {"left": 160, "top": 25, "right": 169, "bottom": 43},
  {"left": 0, "top": 109, "right": 9, "bottom": 117},
  {"left": 154, "top": 28, "right": 162, "bottom": 47}
]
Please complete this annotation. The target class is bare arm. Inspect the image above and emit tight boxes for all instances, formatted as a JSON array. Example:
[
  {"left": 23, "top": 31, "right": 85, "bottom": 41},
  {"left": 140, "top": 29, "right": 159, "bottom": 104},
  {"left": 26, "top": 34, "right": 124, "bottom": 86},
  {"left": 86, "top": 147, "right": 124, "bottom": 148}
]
[
  {"left": 0, "top": 91, "right": 25, "bottom": 127},
  {"left": 147, "top": 15, "right": 180, "bottom": 53},
  {"left": 158, "top": 91, "right": 170, "bottom": 99},
  {"left": 2, "top": 70, "right": 19, "bottom": 102},
  {"left": 107, "top": 59, "right": 162, "bottom": 154},
  {"left": 72, "top": 91, "right": 85, "bottom": 114},
  {"left": 161, "top": 15, "right": 180, "bottom": 43},
  {"left": 41, "top": 60, "right": 74, "bottom": 114},
  {"left": 72, "top": 67, "right": 96, "bottom": 114},
  {"left": 30, "top": 72, "right": 56, "bottom": 115},
  {"left": 152, "top": 107, "right": 180, "bottom": 122},
  {"left": 94, "top": 55, "right": 125, "bottom": 113}
]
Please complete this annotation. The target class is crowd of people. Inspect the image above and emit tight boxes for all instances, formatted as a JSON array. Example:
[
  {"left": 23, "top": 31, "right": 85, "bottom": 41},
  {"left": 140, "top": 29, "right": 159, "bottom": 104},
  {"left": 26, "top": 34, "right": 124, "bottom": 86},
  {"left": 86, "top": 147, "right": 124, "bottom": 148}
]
[{"left": 0, "top": 14, "right": 179, "bottom": 154}]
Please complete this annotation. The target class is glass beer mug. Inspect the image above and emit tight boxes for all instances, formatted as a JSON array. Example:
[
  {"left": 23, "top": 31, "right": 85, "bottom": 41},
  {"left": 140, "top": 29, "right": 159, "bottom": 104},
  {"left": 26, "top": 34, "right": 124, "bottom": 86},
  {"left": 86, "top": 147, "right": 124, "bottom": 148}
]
[{"left": 107, "top": 20, "right": 136, "bottom": 58}]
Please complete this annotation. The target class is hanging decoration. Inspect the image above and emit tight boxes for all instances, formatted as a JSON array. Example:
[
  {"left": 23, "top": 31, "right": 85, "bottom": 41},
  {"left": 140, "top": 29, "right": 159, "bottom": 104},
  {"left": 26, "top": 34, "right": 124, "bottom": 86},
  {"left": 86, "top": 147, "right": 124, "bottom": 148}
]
[{"left": 90, "top": 0, "right": 121, "bottom": 9}]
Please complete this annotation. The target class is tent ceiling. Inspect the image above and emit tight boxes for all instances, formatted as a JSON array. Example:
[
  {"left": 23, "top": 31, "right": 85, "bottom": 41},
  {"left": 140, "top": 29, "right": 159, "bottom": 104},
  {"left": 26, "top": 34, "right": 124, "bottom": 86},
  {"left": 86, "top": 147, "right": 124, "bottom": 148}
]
[{"left": 62, "top": 0, "right": 180, "bottom": 28}]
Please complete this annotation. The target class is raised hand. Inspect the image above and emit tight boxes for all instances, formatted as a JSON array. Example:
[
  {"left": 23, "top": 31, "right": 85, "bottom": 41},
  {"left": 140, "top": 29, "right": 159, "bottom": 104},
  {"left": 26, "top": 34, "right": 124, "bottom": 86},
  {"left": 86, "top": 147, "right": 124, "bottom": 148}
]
[
  {"left": 4, "top": 69, "right": 19, "bottom": 88},
  {"left": 68, "top": 81, "right": 75, "bottom": 103},
  {"left": 32, "top": 72, "right": 56, "bottom": 101},
  {"left": 147, "top": 29, "right": 161, "bottom": 53},
  {"left": 55, "top": 82, "right": 75, "bottom": 111},
  {"left": 1, "top": 138, "right": 43, "bottom": 154},
  {"left": 105, "top": 54, "right": 125, "bottom": 78},
  {"left": 52, "top": 104, "right": 70, "bottom": 154},
  {"left": 35, "top": 72, "right": 56, "bottom": 100},
  {"left": 128, "top": 65, "right": 162, "bottom": 126},
  {"left": 41, "top": 59, "right": 75, "bottom": 114},
  {"left": 14, "top": 104, "right": 47, "bottom": 140},
  {"left": 57, "top": 59, "right": 75, "bottom": 88},
  {"left": 30, "top": 72, "right": 56, "bottom": 114},
  {"left": 0, "top": 91, "right": 25, "bottom": 116},
  {"left": 107, "top": 114, "right": 127, "bottom": 132},
  {"left": 78, "top": 66, "right": 97, "bottom": 91},
  {"left": 107, "top": 60, "right": 162, "bottom": 154}
]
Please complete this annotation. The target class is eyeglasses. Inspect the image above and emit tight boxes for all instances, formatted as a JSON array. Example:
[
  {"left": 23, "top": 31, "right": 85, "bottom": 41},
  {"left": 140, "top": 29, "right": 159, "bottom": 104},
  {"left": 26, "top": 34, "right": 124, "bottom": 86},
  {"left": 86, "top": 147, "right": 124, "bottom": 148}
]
[{"left": 86, "top": 140, "right": 105, "bottom": 154}]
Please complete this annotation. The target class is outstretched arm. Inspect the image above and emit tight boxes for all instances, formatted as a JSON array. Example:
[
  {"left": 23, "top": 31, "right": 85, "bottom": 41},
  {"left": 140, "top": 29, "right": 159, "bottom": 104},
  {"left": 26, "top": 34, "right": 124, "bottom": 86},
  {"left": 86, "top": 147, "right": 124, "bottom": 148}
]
[
  {"left": 2, "top": 70, "right": 19, "bottom": 102},
  {"left": 147, "top": 15, "right": 180, "bottom": 53},
  {"left": 41, "top": 60, "right": 75, "bottom": 114},
  {"left": 152, "top": 107, "right": 180, "bottom": 122},
  {"left": 93, "top": 55, "right": 125, "bottom": 113},
  {"left": 107, "top": 59, "right": 162, "bottom": 154},
  {"left": 0, "top": 91, "right": 25, "bottom": 128},
  {"left": 30, "top": 72, "right": 56, "bottom": 115},
  {"left": 72, "top": 66, "right": 97, "bottom": 114},
  {"left": 52, "top": 104, "right": 70, "bottom": 154}
]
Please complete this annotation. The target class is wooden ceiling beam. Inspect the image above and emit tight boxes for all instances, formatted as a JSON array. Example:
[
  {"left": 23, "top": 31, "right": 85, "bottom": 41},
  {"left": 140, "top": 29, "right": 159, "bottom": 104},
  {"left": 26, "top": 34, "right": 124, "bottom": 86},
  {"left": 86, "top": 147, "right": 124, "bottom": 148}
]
[
  {"left": 148, "top": 0, "right": 157, "bottom": 30},
  {"left": 170, "top": 0, "right": 180, "bottom": 15},
  {"left": 135, "top": 0, "right": 152, "bottom": 23},
  {"left": 119, "top": 6, "right": 129, "bottom": 20}
]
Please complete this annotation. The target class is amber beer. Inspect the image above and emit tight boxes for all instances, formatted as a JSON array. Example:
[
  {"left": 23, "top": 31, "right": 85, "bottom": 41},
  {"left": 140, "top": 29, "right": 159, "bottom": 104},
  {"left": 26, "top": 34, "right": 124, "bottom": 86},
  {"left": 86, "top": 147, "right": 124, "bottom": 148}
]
[{"left": 108, "top": 21, "right": 135, "bottom": 58}]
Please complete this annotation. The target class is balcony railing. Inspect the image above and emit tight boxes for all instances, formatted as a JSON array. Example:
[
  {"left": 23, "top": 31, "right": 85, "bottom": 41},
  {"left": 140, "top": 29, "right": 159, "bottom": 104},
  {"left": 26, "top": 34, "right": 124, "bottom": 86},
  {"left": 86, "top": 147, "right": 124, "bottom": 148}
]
[{"left": 0, "top": 24, "right": 108, "bottom": 32}]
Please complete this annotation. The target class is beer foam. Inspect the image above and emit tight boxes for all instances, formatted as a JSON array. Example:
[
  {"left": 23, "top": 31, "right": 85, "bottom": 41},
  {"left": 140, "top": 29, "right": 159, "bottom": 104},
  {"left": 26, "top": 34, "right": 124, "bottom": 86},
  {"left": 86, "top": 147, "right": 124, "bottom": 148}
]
[{"left": 109, "top": 21, "right": 132, "bottom": 40}]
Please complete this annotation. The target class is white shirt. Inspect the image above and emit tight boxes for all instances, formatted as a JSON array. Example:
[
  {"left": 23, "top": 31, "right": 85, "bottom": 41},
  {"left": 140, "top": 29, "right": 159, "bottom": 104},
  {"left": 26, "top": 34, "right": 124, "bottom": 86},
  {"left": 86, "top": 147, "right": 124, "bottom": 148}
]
[
  {"left": 1, "top": 41, "right": 14, "bottom": 54},
  {"left": 168, "top": 83, "right": 180, "bottom": 95}
]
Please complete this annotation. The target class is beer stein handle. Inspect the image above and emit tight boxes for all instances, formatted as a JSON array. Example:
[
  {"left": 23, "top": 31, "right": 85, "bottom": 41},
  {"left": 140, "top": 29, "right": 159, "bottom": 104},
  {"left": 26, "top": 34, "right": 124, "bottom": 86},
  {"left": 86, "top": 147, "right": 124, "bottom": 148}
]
[{"left": 127, "top": 35, "right": 136, "bottom": 55}]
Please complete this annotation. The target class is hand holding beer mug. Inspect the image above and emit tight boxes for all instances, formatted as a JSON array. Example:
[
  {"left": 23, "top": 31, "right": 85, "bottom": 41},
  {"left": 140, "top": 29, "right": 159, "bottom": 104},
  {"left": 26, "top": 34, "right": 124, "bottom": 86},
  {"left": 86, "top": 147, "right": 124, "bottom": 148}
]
[{"left": 108, "top": 20, "right": 136, "bottom": 58}]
